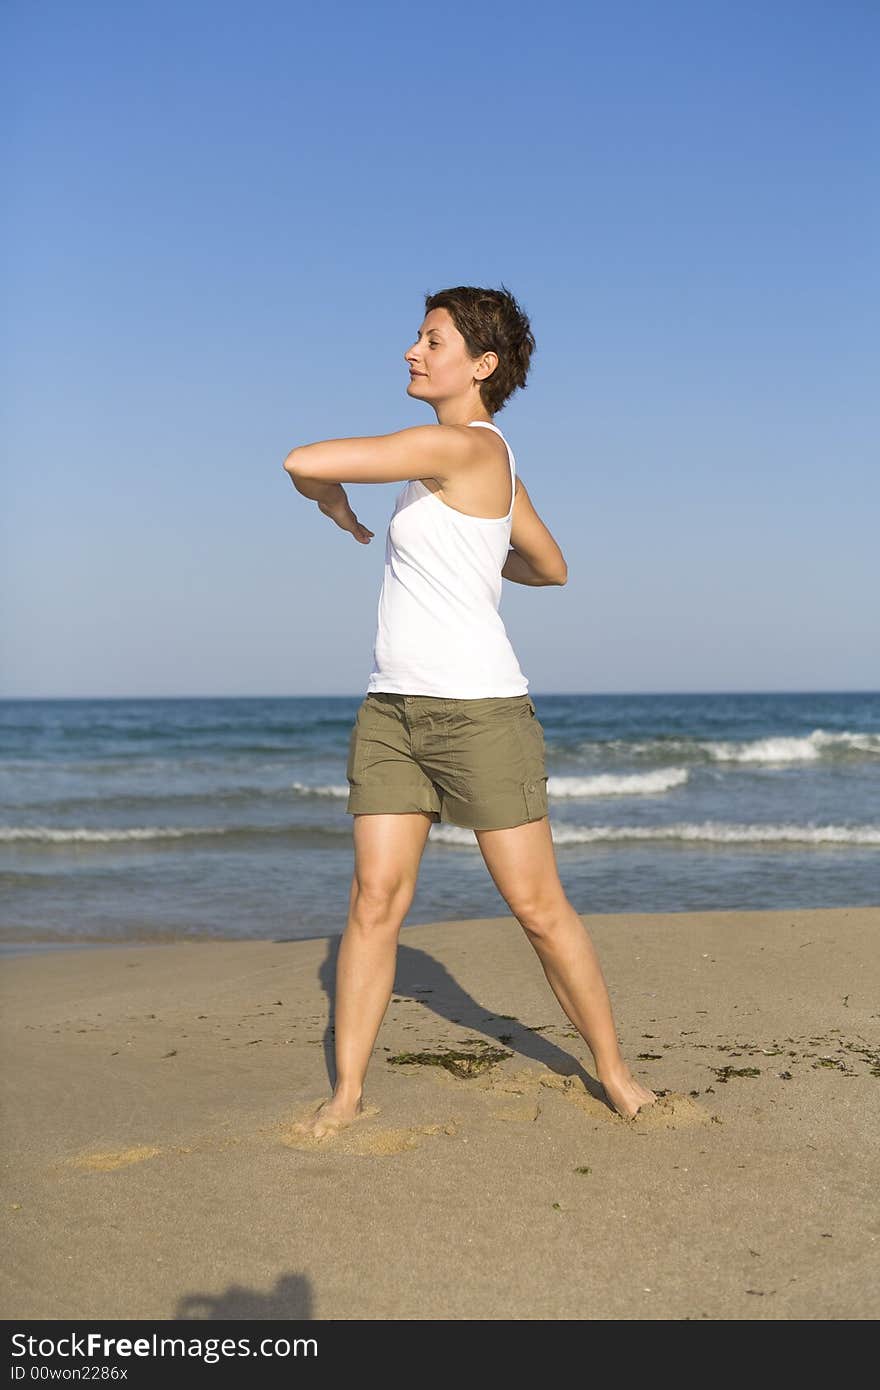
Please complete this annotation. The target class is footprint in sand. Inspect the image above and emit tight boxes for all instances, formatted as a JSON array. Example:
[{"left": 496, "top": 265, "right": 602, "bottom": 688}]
[
  {"left": 64, "top": 1144, "right": 164, "bottom": 1172},
  {"left": 490, "top": 1097, "right": 542, "bottom": 1122},
  {"left": 59, "top": 1141, "right": 205, "bottom": 1173}
]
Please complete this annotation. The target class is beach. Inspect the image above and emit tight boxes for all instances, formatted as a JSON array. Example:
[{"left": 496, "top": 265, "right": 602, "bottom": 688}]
[{"left": 1, "top": 904, "right": 877, "bottom": 1321}]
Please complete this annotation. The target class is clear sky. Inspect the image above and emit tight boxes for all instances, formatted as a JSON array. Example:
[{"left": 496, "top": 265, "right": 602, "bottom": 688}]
[{"left": 2, "top": 0, "right": 877, "bottom": 698}]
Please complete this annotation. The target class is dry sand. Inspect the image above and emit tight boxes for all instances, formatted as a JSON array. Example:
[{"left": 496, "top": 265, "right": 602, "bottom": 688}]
[{"left": 1, "top": 906, "right": 878, "bottom": 1320}]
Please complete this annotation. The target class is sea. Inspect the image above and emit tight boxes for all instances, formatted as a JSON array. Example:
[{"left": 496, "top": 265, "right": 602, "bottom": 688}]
[{"left": 1, "top": 691, "right": 878, "bottom": 955}]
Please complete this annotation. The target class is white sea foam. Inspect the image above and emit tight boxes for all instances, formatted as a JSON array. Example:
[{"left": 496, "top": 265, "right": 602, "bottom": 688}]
[
  {"left": 547, "top": 769, "right": 688, "bottom": 797},
  {"left": 428, "top": 820, "right": 880, "bottom": 846},
  {"left": 290, "top": 781, "right": 350, "bottom": 798},
  {"left": 704, "top": 730, "right": 880, "bottom": 763},
  {"left": 585, "top": 728, "right": 880, "bottom": 764},
  {"left": 0, "top": 825, "right": 227, "bottom": 843}
]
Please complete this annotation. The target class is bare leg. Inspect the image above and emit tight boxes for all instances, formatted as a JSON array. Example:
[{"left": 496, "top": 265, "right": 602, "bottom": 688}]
[
  {"left": 475, "top": 818, "right": 657, "bottom": 1119},
  {"left": 293, "top": 811, "right": 433, "bottom": 1138}
]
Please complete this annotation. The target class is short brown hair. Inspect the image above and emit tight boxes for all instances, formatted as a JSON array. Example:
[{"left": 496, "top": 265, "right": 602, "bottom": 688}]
[{"left": 423, "top": 283, "right": 536, "bottom": 415}]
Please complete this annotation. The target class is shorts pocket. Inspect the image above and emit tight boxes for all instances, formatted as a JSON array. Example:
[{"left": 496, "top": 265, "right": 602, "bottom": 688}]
[
  {"left": 522, "top": 778, "right": 547, "bottom": 820},
  {"left": 513, "top": 699, "right": 547, "bottom": 819}
]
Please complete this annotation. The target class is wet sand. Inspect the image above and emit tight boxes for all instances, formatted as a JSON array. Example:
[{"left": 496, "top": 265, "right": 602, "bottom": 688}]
[{"left": 1, "top": 905, "right": 878, "bottom": 1320}]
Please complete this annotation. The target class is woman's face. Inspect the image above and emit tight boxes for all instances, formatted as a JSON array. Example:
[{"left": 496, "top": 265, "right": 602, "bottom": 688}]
[{"left": 404, "top": 307, "right": 490, "bottom": 405}]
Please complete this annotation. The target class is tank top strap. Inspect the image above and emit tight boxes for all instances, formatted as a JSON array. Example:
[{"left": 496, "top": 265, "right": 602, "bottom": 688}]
[{"left": 466, "top": 420, "right": 515, "bottom": 518}]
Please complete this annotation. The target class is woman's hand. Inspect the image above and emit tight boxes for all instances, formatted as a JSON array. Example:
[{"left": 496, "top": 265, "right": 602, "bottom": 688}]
[{"left": 318, "top": 491, "right": 375, "bottom": 545}]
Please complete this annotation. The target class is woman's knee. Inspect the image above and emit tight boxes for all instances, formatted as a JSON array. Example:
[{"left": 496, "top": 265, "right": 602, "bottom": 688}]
[
  {"left": 351, "top": 875, "right": 416, "bottom": 927},
  {"left": 510, "top": 890, "right": 570, "bottom": 939}
]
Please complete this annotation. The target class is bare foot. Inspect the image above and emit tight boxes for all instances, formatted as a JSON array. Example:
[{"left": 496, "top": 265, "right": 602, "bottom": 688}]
[
  {"left": 291, "top": 1094, "right": 366, "bottom": 1140},
  {"left": 598, "top": 1067, "right": 658, "bottom": 1120}
]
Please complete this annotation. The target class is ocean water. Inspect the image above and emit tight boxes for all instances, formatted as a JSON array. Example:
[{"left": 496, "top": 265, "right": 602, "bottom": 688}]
[{"left": 1, "top": 692, "right": 878, "bottom": 952}]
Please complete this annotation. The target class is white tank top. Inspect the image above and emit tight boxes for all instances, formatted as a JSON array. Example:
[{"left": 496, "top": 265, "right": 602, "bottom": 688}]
[{"left": 366, "top": 420, "right": 530, "bottom": 697}]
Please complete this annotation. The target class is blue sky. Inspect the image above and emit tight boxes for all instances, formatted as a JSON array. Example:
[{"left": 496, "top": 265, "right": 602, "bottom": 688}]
[{"left": 2, "top": 0, "right": 877, "bottom": 698}]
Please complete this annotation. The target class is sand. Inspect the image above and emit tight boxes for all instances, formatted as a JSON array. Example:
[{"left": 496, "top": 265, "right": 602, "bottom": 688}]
[{"left": 1, "top": 905, "right": 878, "bottom": 1320}]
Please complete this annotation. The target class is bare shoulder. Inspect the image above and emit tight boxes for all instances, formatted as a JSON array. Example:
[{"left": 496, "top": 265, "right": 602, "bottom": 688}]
[
  {"left": 442, "top": 422, "right": 503, "bottom": 472},
  {"left": 399, "top": 422, "right": 487, "bottom": 484},
  {"left": 427, "top": 423, "right": 514, "bottom": 517}
]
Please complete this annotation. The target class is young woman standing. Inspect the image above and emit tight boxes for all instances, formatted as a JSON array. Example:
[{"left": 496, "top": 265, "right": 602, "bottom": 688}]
[{"left": 284, "top": 285, "right": 657, "bottom": 1136}]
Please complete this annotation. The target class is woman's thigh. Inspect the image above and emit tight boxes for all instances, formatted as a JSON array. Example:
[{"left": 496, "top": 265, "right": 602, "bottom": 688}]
[
  {"left": 474, "top": 818, "right": 567, "bottom": 925},
  {"left": 350, "top": 811, "right": 434, "bottom": 908}
]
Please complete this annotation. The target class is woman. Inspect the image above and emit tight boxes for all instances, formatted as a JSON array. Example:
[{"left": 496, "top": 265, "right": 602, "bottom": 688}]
[{"left": 283, "top": 284, "right": 657, "bottom": 1136}]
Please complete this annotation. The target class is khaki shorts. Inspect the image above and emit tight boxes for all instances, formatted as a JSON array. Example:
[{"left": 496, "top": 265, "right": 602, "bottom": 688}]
[{"left": 346, "top": 692, "right": 549, "bottom": 831}]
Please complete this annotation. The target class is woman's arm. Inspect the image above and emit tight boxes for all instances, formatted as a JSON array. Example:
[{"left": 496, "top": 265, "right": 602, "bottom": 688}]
[
  {"left": 502, "top": 546, "right": 565, "bottom": 586},
  {"left": 282, "top": 424, "right": 479, "bottom": 486},
  {"left": 286, "top": 472, "right": 346, "bottom": 505},
  {"left": 506, "top": 478, "right": 568, "bottom": 584},
  {"left": 285, "top": 461, "right": 375, "bottom": 545}
]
